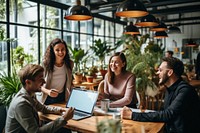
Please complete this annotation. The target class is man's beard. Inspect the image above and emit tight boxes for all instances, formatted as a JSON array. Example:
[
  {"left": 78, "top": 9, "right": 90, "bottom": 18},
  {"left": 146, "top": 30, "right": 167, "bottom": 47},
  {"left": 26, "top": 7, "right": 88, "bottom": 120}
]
[{"left": 159, "top": 73, "right": 170, "bottom": 86}]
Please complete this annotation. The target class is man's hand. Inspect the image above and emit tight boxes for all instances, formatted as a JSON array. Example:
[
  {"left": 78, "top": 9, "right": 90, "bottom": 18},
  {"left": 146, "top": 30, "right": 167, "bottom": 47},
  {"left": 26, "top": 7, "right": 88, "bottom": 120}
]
[
  {"left": 120, "top": 106, "right": 132, "bottom": 120},
  {"left": 48, "top": 89, "right": 59, "bottom": 97},
  {"left": 62, "top": 107, "right": 74, "bottom": 121}
]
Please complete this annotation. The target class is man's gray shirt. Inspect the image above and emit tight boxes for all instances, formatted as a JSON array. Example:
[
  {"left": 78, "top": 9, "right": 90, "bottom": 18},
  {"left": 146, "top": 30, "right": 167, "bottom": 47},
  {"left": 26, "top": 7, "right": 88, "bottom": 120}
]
[{"left": 5, "top": 88, "right": 67, "bottom": 133}]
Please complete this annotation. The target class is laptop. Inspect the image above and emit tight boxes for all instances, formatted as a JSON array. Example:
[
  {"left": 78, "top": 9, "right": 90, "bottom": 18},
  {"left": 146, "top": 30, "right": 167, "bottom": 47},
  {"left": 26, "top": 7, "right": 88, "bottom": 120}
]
[{"left": 66, "top": 88, "right": 99, "bottom": 120}]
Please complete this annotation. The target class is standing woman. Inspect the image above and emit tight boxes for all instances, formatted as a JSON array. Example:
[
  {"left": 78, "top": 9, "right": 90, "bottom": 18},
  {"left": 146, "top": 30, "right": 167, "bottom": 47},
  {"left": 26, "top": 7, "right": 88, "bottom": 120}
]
[
  {"left": 37, "top": 38, "right": 74, "bottom": 105},
  {"left": 99, "top": 52, "right": 137, "bottom": 108}
]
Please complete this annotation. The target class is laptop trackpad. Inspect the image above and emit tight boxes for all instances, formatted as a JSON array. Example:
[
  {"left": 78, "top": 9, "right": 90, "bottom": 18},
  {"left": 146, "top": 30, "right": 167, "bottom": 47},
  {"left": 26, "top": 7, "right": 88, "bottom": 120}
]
[{"left": 72, "top": 111, "right": 91, "bottom": 120}]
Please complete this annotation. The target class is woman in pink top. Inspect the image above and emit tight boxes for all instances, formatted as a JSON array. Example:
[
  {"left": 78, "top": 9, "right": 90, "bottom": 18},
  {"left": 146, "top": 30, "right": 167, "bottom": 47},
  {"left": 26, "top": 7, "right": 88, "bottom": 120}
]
[{"left": 99, "top": 52, "right": 137, "bottom": 108}]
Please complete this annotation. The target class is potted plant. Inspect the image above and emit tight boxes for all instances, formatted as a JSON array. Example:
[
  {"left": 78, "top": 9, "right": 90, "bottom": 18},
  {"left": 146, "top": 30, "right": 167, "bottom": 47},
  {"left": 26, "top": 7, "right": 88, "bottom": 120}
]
[
  {"left": 85, "top": 66, "right": 98, "bottom": 83},
  {"left": 0, "top": 72, "right": 21, "bottom": 106},
  {"left": 122, "top": 34, "right": 165, "bottom": 109},
  {"left": 97, "top": 118, "right": 121, "bottom": 133},
  {"left": 90, "top": 39, "right": 122, "bottom": 78},
  {"left": 68, "top": 46, "right": 88, "bottom": 83}
]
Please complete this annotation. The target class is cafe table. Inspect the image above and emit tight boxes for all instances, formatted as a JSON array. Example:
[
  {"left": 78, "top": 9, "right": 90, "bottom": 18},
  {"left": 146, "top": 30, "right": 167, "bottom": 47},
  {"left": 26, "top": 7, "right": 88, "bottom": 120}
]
[
  {"left": 73, "top": 78, "right": 102, "bottom": 91},
  {"left": 39, "top": 103, "right": 165, "bottom": 133}
]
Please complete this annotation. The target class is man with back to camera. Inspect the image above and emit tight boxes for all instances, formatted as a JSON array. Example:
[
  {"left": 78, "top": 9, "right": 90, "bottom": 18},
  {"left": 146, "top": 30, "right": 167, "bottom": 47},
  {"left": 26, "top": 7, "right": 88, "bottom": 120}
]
[
  {"left": 5, "top": 64, "right": 74, "bottom": 133},
  {"left": 121, "top": 57, "right": 200, "bottom": 133},
  {"left": 165, "top": 50, "right": 173, "bottom": 57}
]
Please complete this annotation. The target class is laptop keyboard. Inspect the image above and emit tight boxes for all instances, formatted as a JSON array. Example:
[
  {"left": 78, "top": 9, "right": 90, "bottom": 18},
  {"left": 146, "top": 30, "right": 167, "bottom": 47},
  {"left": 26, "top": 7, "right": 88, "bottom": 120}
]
[{"left": 75, "top": 111, "right": 87, "bottom": 117}]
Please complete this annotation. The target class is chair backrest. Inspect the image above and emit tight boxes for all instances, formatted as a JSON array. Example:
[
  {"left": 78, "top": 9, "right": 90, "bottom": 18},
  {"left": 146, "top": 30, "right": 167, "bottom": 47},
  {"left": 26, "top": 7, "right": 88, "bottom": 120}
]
[
  {"left": 0, "top": 105, "right": 6, "bottom": 133},
  {"left": 97, "top": 80, "right": 104, "bottom": 94}
]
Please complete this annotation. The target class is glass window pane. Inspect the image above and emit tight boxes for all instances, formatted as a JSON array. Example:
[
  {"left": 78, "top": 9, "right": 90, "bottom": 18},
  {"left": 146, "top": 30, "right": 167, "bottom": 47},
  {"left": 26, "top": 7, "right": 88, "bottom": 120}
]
[
  {"left": 10, "top": 1, "right": 37, "bottom": 26},
  {"left": 94, "top": 18, "right": 104, "bottom": 36},
  {"left": 40, "top": 29, "right": 61, "bottom": 63},
  {"left": 105, "top": 21, "right": 114, "bottom": 37},
  {"left": 80, "top": 21, "right": 93, "bottom": 34},
  {"left": 63, "top": 17, "right": 79, "bottom": 32},
  {"left": 115, "top": 23, "right": 123, "bottom": 38},
  {"left": 0, "top": 0, "right": 6, "bottom": 21},
  {"left": 40, "top": 4, "right": 61, "bottom": 29},
  {"left": 10, "top": 25, "right": 38, "bottom": 70},
  {"left": 0, "top": 25, "right": 7, "bottom": 73}
]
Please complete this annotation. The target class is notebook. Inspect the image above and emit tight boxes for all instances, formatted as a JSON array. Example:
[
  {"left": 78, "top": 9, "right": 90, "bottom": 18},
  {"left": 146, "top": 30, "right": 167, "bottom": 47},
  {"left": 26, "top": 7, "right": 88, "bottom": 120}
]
[{"left": 66, "top": 88, "right": 99, "bottom": 120}]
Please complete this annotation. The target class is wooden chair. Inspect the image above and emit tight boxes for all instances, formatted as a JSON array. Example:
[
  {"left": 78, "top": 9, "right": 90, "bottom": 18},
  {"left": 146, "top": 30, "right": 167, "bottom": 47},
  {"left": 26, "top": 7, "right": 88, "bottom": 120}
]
[
  {"left": 138, "top": 91, "right": 164, "bottom": 111},
  {"left": 97, "top": 80, "right": 104, "bottom": 94}
]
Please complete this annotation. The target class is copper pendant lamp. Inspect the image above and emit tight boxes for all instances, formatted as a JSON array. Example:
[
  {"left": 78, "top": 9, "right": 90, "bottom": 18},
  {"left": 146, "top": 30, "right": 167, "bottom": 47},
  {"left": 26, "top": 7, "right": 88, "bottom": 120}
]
[
  {"left": 135, "top": 14, "right": 159, "bottom": 27},
  {"left": 154, "top": 31, "right": 168, "bottom": 38},
  {"left": 64, "top": 0, "right": 92, "bottom": 21},
  {"left": 116, "top": 0, "right": 149, "bottom": 18},
  {"left": 124, "top": 22, "right": 140, "bottom": 35},
  {"left": 186, "top": 39, "right": 198, "bottom": 47},
  {"left": 150, "top": 22, "right": 167, "bottom": 31},
  {"left": 168, "top": 25, "right": 181, "bottom": 34}
]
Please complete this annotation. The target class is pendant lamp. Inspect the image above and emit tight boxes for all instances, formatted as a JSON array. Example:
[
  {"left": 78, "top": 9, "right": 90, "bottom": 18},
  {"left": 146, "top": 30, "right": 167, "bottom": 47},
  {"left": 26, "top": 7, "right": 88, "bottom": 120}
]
[
  {"left": 186, "top": 39, "right": 198, "bottom": 47},
  {"left": 116, "top": 0, "right": 149, "bottom": 18},
  {"left": 135, "top": 14, "right": 159, "bottom": 27},
  {"left": 64, "top": 0, "right": 92, "bottom": 21},
  {"left": 185, "top": 25, "right": 198, "bottom": 47},
  {"left": 150, "top": 21, "right": 167, "bottom": 31},
  {"left": 154, "top": 31, "right": 168, "bottom": 38},
  {"left": 168, "top": 25, "right": 181, "bottom": 34},
  {"left": 124, "top": 22, "right": 140, "bottom": 35}
]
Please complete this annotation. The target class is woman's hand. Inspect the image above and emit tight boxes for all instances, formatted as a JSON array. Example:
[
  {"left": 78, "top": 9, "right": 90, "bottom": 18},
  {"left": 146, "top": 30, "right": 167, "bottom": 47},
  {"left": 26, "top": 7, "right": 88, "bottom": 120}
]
[{"left": 48, "top": 89, "right": 59, "bottom": 97}]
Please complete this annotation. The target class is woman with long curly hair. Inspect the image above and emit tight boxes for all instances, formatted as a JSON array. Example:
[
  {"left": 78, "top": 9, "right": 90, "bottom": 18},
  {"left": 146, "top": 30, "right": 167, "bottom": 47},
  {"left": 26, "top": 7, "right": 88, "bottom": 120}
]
[
  {"left": 98, "top": 52, "right": 137, "bottom": 108},
  {"left": 37, "top": 38, "right": 74, "bottom": 105}
]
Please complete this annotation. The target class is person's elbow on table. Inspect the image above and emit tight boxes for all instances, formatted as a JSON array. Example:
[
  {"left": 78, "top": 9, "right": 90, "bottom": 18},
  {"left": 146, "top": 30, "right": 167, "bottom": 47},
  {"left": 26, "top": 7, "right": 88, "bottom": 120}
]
[{"left": 120, "top": 106, "right": 132, "bottom": 120}]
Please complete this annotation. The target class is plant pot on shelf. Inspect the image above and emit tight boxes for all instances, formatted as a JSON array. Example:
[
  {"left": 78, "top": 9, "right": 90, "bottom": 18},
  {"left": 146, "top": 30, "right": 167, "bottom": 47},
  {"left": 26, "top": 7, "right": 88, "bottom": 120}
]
[
  {"left": 86, "top": 75, "right": 93, "bottom": 83},
  {"left": 74, "top": 73, "right": 83, "bottom": 84},
  {"left": 100, "top": 69, "right": 107, "bottom": 79}
]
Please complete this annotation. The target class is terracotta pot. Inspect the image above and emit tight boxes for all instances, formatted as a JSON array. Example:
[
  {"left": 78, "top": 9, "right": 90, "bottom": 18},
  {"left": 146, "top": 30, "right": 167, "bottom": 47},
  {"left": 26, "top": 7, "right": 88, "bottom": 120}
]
[
  {"left": 86, "top": 76, "right": 93, "bottom": 83},
  {"left": 74, "top": 74, "right": 83, "bottom": 83},
  {"left": 100, "top": 69, "right": 107, "bottom": 78}
]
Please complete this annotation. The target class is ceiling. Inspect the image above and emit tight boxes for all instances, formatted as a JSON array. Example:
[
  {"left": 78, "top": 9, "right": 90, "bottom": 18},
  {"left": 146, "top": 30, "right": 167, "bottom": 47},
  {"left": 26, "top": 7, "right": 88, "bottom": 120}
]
[{"left": 50, "top": 0, "right": 200, "bottom": 26}]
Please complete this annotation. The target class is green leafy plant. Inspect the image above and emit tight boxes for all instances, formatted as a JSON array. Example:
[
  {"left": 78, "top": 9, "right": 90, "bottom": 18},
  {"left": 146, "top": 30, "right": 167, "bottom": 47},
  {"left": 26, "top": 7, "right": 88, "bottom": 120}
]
[
  {"left": 12, "top": 46, "right": 34, "bottom": 70},
  {"left": 68, "top": 46, "right": 88, "bottom": 74},
  {"left": 90, "top": 39, "right": 121, "bottom": 69},
  {"left": 97, "top": 118, "right": 121, "bottom": 133},
  {"left": 121, "top": 34, "right": 165, "bottom": 92},
  {"left": 0, "top": 72, "right": 21, "bottom": 106}
]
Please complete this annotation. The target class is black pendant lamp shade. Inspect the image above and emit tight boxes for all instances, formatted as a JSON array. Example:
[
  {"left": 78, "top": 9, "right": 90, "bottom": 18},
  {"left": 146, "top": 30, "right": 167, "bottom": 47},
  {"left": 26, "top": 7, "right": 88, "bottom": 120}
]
[
  {"left": 135, "top": 14, "right": 159, "bottom": 27},
  {"left": 64, "top": 0, "right": 92, "bottom": 21},
  {"left": 186, "top": 39, "right": 198, "bottom": 47},
  {"left": 150, "top": 22, "right": 167, "bottom": 31},
  {"left": 124, "top": 22, "right": 140, "bottom": 35},
  {"left": 168, "top": 25, "right": 181, "bottom": 34},
  {"left": 116, "top": 0, "right": 149, "bottom": 18},
  {"left": 154, "top": 31, "right": 168, "bottom": 38}
]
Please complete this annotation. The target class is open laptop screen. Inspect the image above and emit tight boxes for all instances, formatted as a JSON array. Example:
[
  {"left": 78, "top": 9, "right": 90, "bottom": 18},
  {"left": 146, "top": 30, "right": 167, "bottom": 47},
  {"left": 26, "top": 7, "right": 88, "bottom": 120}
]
[{"left": 66, "top": 88, "right": 99, "bottom": 114}]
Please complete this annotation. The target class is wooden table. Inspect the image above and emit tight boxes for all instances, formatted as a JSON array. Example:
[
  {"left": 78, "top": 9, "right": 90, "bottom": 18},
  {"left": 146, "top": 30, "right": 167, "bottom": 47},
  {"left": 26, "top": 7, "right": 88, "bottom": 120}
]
[
  {"left": 73, "top": 79, "right": 102, "bottom": 90},
  {"left": 39, "top": 103, "right": 165, "bottom": 133},
  {"left": 189, "top": 80, "right": 200, "bottom": 87}
]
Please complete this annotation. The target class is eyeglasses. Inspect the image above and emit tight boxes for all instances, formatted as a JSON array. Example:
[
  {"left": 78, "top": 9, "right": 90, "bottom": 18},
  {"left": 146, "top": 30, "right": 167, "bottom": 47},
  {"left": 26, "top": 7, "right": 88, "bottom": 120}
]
[{"left": 157, "top": 68, "right": 172, "bottom": 73}]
